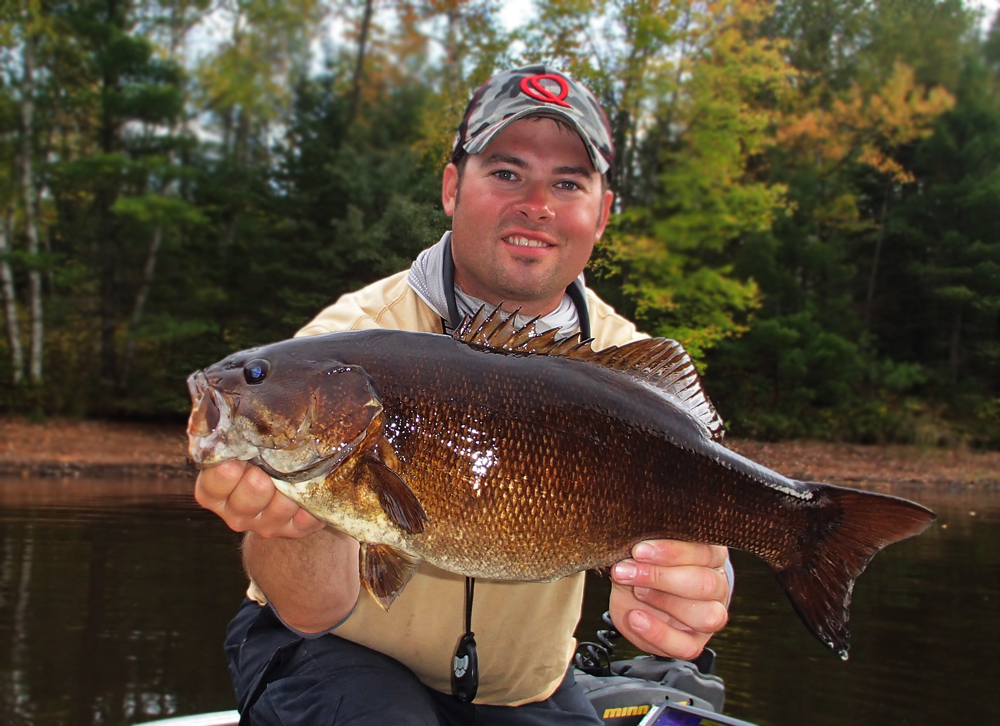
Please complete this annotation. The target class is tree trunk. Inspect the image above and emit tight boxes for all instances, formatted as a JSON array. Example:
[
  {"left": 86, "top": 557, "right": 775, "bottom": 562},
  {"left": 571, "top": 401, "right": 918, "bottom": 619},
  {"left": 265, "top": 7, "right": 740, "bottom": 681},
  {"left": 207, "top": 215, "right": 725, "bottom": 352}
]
[
  {"left": 0, "top": 212, "right": 24, "bottom": 385},
  {"left": 99, "top": 193, "right": 119, "bottom": 384},
  {"left": 120, "top": 224, "right": 163, "bottom": 387},
  {"left": 444, "top": 3, "right": 461, "bottom": 95},
  {"left": 949, "top": 306, "right": 961, "bottom": 387},
  {"left": 20, "top": 28, "right": 43, "bottom": 384},
  {"left": 348, "top": 0, "right": 374, "bottom": 126},
  {"left": 863, "top": 179, "right": 892, "bottom": 335},
  {"left": 98, "top": 0, "right": 123, "bottom": 384},
  {"left": 223, "top": 108, "right": 251, "bottom": 251},
  {"left": 118, "top": 7, "right": 193, "bottom": 391}
]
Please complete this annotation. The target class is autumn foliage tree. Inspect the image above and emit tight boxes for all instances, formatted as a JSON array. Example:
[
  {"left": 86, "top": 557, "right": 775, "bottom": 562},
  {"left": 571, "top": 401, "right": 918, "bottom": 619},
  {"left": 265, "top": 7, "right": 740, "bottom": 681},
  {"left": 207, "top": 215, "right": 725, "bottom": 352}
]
[{"left": 706, "top": 0, "right": 987, "bottom": 442}]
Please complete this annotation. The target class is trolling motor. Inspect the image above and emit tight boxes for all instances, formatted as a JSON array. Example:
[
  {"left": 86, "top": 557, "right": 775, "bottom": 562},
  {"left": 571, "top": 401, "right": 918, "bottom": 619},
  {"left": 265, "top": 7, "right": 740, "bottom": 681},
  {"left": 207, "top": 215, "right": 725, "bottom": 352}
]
[{"left": 575, "top": 612, "right": 758, "bottom": 726}]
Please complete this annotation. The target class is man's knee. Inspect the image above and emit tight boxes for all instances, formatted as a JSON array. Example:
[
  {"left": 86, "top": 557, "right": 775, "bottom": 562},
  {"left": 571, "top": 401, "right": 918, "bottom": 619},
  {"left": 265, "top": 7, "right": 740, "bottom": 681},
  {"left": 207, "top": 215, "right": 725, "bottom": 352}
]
[
  {"left": 246, "top": 638, "right": 441, "bottom": 725},
  {"left": 226, "top": 600, "right": 440, "bottom": 725}
]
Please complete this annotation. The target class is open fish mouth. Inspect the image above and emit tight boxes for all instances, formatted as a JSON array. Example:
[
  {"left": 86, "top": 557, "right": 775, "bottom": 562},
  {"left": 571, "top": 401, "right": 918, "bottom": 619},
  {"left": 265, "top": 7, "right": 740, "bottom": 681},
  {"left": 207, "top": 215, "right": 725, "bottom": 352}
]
[{"left": 186, "top": 370, "right": 234, "bottom": 464}]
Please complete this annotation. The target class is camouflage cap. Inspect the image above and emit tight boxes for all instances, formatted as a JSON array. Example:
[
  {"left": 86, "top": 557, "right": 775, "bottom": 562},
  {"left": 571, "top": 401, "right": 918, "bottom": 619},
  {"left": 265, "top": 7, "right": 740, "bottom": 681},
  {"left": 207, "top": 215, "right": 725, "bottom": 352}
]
[{"left": 452, "top": 65, "right": 614, "bottom": 176}]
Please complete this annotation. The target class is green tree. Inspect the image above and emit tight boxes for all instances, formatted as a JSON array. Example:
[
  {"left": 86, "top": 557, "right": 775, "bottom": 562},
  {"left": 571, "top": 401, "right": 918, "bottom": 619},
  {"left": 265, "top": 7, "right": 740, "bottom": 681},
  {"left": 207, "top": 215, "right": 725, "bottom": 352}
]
[
  {"left": 886, "top": 55, "right": 1000, "bottom": 418},
  {"left": 43, "top": 0, "right": 185, "bottom": 392}
]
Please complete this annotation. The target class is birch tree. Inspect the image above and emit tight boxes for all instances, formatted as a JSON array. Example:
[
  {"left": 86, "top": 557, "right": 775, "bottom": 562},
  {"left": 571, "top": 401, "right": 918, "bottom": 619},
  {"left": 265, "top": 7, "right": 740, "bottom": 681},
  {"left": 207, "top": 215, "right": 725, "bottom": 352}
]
[
  {"left": 18, "top": 2, "right": 42, "bottom": 384},
  {"left": 0, "top": 208, "right": 24, "bottom": 385},
  {"left": 0, "top": 12, "right": 24, "bottom": 385}
]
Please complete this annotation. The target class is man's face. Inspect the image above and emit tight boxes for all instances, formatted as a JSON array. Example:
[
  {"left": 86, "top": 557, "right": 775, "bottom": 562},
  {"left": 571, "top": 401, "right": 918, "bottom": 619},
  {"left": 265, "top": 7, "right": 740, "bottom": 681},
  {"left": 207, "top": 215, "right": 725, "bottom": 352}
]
[{"left": 442, "top": 117, "right": 614, "bottom": 318}]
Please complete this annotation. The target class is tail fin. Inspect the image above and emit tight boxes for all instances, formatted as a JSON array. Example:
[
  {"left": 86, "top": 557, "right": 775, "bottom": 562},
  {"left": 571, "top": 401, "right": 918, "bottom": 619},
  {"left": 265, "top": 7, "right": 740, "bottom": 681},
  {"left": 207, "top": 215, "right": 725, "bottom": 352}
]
[{"left": 773, "top": 483, "right": 935, "bottom": 659}]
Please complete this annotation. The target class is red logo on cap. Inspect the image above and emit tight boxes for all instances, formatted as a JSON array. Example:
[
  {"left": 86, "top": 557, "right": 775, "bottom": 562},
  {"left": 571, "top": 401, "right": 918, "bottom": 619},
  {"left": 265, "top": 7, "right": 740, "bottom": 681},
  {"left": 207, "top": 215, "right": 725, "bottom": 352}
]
[{"left": 520, "top": 74, "right": 571, "bottom": 108}]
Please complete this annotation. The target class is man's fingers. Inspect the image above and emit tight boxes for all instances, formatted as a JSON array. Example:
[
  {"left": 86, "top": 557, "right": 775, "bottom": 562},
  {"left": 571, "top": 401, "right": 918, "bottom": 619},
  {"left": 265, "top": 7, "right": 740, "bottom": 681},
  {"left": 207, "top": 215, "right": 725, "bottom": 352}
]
[
  {"left": 632, "top": 540, "right": 728, "bottom": 570},
  {"left": 194, "top": 461, "right": 324, "bottom": 538},
  {"left": 608, "top": 539, "right": 731, "bottom": 659},
  {"left": 248, "top": 489, "right": 324, "bottom": 538},
  {"left": 224, "top": 464, "right": 281, "bottom": 520},
  {"left": 609, "top": 586, "right": 710, "bottom": 661},
  {"left": 611, "top": 561, "right": 730, "bottom": 604},
  {"left": 291, "top": 506, "right": 326, "bottom": 534},
  {"left": 631, "top": 587, "right": 729, "bottom": 634},
  {"left": 194, "top": 459, "right": 248, "bottom": 508}
]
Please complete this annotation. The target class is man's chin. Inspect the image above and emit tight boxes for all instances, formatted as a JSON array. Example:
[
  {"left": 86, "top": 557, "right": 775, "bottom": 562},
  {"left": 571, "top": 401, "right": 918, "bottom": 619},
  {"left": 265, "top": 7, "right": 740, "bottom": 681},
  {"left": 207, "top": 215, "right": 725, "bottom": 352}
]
[{"left": 489, "top": 281, "right": 568, "bottom": 317}]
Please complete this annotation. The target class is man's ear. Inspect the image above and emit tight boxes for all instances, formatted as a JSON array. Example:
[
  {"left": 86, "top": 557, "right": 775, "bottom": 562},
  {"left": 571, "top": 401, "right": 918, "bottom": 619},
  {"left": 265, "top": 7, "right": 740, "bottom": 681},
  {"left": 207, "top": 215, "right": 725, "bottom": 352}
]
[
  {"left": 595, "top": 188, "right": 614, "bottom": 240},
  {"left": 442, "top": 163, "right": 459, "bottom": 217}
]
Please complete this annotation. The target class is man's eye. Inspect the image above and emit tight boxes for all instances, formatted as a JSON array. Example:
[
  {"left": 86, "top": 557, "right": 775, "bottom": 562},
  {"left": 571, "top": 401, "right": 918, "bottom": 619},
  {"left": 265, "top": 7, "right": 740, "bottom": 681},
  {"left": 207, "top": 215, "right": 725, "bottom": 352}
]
[
  {"left": 493, "top": 170, "right": 517, "bottom": 181},
  {"left": 557, "top": 181, "right": 581, "bottom": 191}
]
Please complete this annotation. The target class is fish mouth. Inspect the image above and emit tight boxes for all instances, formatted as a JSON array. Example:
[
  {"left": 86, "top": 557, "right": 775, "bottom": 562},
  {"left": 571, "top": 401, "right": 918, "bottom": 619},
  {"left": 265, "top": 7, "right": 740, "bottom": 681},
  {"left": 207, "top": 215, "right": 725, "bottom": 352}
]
[
  {"left": 187, "top": 369, "right": 373, "bottom": 483},
  {"left": 186, "top": 370, "right": 234, "bottom": 464}
]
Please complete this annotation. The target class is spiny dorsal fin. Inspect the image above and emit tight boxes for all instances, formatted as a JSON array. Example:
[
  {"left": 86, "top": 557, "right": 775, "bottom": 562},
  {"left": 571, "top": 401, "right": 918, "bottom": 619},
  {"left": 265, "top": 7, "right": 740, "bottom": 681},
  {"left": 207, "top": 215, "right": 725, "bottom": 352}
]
[
  {"left": 454, "top": 305, "right": 590, "bottom": 354},
  {"left": 452, "top": 307, "right": 725, "bottom": 441}
]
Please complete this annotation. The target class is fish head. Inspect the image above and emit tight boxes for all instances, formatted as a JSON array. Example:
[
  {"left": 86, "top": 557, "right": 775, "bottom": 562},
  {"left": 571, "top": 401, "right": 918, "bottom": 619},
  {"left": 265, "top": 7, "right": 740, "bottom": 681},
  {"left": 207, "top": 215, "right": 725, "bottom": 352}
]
[{"left": 186, "top": 343, "right": 384, "bottom": 483}]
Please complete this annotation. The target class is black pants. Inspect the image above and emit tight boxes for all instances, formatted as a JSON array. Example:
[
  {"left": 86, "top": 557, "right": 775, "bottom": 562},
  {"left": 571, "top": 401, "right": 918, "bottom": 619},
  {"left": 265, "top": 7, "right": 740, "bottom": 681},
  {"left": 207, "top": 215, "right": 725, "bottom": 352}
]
[{"left": 225, "top": 598, "right": 604, "bottom": 725}]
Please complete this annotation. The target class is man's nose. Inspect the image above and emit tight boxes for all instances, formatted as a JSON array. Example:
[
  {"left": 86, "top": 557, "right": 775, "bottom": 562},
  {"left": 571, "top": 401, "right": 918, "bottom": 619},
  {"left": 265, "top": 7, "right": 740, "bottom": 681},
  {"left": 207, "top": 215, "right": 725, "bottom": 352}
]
[{"left": 514, "top": 181, "right": 554, "bottom": 221}]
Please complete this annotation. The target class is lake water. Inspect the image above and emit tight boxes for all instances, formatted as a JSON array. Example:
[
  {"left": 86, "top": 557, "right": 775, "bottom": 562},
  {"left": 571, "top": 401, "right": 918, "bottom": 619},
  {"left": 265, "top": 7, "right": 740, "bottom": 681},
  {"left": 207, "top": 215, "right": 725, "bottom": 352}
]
[{"left": 1, "top": 477, "right": 997, "bottom": 725}]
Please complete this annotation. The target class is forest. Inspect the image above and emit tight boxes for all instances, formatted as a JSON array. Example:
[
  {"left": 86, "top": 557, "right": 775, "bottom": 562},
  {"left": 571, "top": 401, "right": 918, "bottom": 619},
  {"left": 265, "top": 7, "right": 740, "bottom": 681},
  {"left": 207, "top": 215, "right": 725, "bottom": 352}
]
[{"left": 0, "top": 0, "right": 997, "bottom": 447}]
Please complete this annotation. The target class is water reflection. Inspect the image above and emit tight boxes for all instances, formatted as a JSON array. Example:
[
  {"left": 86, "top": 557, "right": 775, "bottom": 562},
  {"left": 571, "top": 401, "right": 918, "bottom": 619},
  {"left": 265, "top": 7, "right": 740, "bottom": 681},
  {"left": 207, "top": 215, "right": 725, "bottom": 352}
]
[
  {"left": 0, "top": 478, "right": 246, "bottom": 726},
  {"left": 1, "top": 479, "right": 998, "bottom": 725},
  {"left": 581, "top": 484, "right": 1000, "bottom": 725}
]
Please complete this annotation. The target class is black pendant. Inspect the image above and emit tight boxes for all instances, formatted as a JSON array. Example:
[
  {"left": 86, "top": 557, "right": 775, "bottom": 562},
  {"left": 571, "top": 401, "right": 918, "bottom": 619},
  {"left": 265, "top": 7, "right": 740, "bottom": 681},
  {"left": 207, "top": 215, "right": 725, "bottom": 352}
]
[{"left": 451, "top": 631, "right": 479, "bottom": 703}]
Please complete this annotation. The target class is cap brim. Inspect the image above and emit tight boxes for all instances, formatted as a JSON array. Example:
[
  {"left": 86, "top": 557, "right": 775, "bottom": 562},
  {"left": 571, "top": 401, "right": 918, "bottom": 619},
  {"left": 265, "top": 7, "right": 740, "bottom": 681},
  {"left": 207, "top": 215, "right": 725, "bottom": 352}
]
[{"left": 462, "top": 108, "right": 610, "bottom": 175}]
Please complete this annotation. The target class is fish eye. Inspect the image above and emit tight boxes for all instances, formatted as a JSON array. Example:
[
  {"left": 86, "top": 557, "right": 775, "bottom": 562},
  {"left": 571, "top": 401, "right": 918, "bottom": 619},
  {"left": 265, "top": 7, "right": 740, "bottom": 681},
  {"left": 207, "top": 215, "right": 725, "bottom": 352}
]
[{"left": 244, "top": 359, "right": 270, "bottom": 384}]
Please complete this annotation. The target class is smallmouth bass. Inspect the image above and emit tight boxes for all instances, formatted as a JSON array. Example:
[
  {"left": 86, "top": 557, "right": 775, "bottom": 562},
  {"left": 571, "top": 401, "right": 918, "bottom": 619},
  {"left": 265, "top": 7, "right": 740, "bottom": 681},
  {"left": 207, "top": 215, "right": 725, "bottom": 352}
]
[{"left": 186, "top": 309, "right": 935, "bottom": 659}]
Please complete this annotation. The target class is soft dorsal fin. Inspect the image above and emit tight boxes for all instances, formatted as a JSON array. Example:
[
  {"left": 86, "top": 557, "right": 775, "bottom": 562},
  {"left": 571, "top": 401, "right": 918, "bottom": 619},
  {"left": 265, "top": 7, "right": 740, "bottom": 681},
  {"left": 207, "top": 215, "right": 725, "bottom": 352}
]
[{"left": 452, "top": 306, "right": 725, "bottom": 441}]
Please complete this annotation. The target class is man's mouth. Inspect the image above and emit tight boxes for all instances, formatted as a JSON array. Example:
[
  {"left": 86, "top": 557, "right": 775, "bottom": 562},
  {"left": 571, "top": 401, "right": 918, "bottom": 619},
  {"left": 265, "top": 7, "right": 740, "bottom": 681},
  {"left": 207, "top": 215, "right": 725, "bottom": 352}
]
[{"left": 503, "top": 236, "right": 551, "bottom": 248}]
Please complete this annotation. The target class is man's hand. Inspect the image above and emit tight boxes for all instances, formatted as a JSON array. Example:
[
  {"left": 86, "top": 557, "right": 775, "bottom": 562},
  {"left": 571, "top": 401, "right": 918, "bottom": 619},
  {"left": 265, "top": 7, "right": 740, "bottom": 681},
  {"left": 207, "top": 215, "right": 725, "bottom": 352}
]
[
  {"left": 609, "top": 539, "right": 730, "bottom": 661},
  {"left": 194, "top": 459, "right": 326, "bottom": 538}
]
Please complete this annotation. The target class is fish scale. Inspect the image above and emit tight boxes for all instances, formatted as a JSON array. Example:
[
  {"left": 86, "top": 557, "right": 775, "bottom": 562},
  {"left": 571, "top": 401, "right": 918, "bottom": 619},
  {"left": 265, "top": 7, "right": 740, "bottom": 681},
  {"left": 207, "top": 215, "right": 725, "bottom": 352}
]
[{"left": 187, "top": 309, "right": 935, "bottom": 659}]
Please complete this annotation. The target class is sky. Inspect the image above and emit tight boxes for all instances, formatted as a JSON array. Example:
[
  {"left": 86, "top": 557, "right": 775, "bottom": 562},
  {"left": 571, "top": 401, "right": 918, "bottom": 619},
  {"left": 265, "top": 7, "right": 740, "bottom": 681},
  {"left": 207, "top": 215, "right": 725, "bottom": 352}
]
[
  {"left": 498, "top": 1, "right": 1000, "bottom": 31},
  {"left": 187, "top": 0, "right": 1000, "bottom": 75},
  {"left": 498, "top": 0, "right": 537, "bottom": 32},
  {"left": 971, "top": 0, "right": 999, "bottom": 28},
  {"left": 496, "top": 0, "right": 1000, "bottom": 30}
]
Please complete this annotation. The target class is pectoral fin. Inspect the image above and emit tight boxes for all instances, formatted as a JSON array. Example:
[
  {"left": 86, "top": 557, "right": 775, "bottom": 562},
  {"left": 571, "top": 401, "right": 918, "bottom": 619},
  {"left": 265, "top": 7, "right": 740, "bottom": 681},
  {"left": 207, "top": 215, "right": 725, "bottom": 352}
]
[
  {"left": 366, "top": 453, "right": 428, "bottom": 535},
  {"left": 360, "top": 543, "right": 420, "bottom": 610}
]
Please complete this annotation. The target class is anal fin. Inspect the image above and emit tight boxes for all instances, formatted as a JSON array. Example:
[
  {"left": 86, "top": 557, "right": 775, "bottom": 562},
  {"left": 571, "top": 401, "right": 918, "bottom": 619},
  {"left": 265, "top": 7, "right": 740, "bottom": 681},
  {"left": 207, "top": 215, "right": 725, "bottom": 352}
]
[{"left": 360, "top": 543, "right": 420, "bottom": 611}]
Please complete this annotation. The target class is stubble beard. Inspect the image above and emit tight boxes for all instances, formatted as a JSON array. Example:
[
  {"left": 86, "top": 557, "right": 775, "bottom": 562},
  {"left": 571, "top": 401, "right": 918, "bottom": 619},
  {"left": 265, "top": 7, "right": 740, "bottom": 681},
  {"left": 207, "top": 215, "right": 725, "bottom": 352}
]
[{"left": 486, "top": 254, "right": 563, "bottom": 307}]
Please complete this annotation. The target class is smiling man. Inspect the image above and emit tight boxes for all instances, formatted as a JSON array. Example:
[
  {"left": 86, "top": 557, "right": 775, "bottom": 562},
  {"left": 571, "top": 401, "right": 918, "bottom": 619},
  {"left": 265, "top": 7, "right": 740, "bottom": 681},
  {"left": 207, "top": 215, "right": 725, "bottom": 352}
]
[{"left": 196, "top": 66, "right": 731, "bottom": 726}]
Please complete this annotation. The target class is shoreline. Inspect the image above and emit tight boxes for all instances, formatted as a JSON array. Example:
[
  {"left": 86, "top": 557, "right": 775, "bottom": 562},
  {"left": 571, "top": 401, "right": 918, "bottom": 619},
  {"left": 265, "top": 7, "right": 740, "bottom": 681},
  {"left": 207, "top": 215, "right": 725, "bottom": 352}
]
[
  {"left": 0, "top": 460, "right": 195, "bottom": 479},
  {"left": 0, "top": 415, "right": 997, "bottom": 488},
  {"left": 0, "top": 416, "right": 193, "bottom": 480}
]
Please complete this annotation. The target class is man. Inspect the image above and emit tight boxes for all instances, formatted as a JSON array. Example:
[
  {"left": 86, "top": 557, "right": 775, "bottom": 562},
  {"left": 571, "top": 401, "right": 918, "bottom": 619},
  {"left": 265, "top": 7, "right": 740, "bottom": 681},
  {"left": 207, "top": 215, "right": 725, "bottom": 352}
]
[{"left": 196, "top": 65, "right": 731, "bottom": 725}]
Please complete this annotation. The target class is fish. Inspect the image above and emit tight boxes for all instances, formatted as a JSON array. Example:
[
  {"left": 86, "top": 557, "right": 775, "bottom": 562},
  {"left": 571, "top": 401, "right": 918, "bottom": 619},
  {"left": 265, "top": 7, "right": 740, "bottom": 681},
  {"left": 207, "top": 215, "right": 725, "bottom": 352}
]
[{"left": 186, "top": 308, "right": 935, "bottom": 659}]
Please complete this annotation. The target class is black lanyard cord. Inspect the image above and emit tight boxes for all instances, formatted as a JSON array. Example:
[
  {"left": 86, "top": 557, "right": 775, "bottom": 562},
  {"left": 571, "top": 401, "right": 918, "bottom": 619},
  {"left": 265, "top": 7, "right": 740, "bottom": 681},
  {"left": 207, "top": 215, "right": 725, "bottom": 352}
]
[
  {"left": 464, "top": 576, "right": 475, "bottom": 633},
  {"left": 451, "top": 576, "right": 479, "bottom": 702}
]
